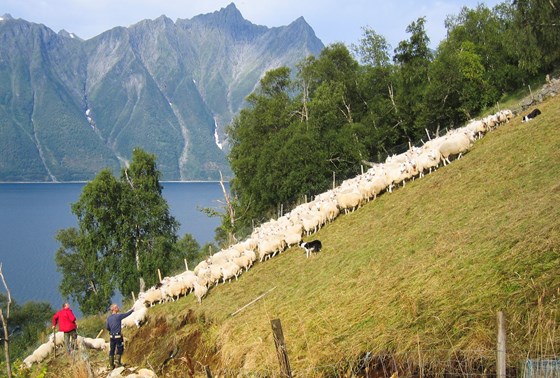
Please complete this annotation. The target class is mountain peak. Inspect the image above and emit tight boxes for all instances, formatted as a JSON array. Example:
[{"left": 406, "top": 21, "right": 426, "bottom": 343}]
[
  {"left": 182, "top": 2, "right": 265, "bottom": 41},
  {"left": 1, "top": 13, "right": 14, "bottom": 21},
  {"left": 221, "top": 3, "right": 242, "bottom": 16},
  {"left": 205, "top": 2, "right": 246, "bottom": 24},
  {"left": 289, "top": 16, "right": 314, "bottom": 31}
]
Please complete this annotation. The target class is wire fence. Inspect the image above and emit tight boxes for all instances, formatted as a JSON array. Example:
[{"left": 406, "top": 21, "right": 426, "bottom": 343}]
[
  {"left": 200, "top": 354, "right": 560, "bottom": 378},
  {"left": 194, "top": 317, "right": 558, "bottom": 378},
  {"left": 523, "top": 359, "right": 560, "bottom": 378}
]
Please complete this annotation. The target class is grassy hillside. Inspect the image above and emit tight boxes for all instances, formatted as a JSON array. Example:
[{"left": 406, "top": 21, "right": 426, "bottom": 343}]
[{"left": 35, "top": 95, "right": 559, "bottom": 377}]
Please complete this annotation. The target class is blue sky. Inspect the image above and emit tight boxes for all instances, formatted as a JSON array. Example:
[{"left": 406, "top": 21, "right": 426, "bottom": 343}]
[{"left": 2, "top": 0, "right": 505, "bottom": 49}]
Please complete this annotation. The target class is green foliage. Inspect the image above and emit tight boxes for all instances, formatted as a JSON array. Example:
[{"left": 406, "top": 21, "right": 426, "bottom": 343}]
[
  {"left": 421, "top": 40, "right": 491, "bottom": 130},
  {"left": 56, "top": 171, "right": 119, "bottom": 315},
  {"left": 0, "top": 294, "right": 53, "bottom": 362},
  {"left": 171, "top": 233, "right": 201, "bottom": 274},
  {"left": 117, "top": 149, "right": 180, "bottom": 294},
  {"left": 445, "top": 4, "right": 525, "bottom": 96},
  {"left": 1, "top": 359, "right": 37, "bottom": 378},
  {"left": 55, "top": 148, "right": 180, "bottom": 315},
  {"left": 512, "top": 0, "right": 560, "bottom": 71},
  {"left": 393, "top": 17, "right": 433, "bottom": 140},
  {"left": 351, "top": 27, "right": 392, "bottom": 68}
]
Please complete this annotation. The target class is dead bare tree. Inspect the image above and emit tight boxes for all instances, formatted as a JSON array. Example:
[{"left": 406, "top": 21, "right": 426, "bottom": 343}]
[
  {"left": 0, "top": 263, "right": 13, "bottom": 378},
  {"left": 218, "top": 171, "right": 237, "bottom": 246}
]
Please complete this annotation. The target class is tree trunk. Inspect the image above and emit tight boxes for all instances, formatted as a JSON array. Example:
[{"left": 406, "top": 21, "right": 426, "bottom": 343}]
[
  {"left": 0, "top": 265, "right": 13, "bottom": 378},
  {"left": 1, "top": 312, "right": 12, "bottom": 378},
  {"left": 135, "top": 236, "right": 145, "bottom": 292},
  {"left": 219, "top": 171, "right": 236, "bottom": 245}
]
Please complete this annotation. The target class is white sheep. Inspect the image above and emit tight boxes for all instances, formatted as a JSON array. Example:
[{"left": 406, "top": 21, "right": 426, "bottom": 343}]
[
  {"left": 177, "top": 270, "right": 198, "bottom": 290},
  {"left": 207, "top": 250, "right": 229, "bottom": 265},
  {"left": 242, "top": 238, "right": 258, "bottom": 252},
  {"left": 387, "top": 161, "right": 416, "bottom": 190},
  {"left": 357, "top": 173, "right": 389, "bottom": 201},
  {"left": 122, "top": 307, "right": 148, "bottom": 328},
  {"left": 193, "top": 260, "right": 209, "bottom": 276},
  {"left": 141, "top": 287, "right": 164, "bottom": 307},
  {"left": 257, "top": 237, "right": 286, "bottom": 261},
  {"left": 438, "top": 131, "right": 474, "bottom": 165},
  {"left": 282, "top": 229, "right": 302, "bottom": 247},
  {"left": 498, "top": 109, "right": 513, "bottom": 124},
  {"left": 467, "top": 119, "right": 488, "bottom": 139},
  {"left": 301, "top": 212, "right": 322, "bottom": 235},
  {"left": 203, "top": 264, "right": 223, "bottom": 287},
  {"left": 233, "top": 255, "right": 253, "bottom": 272},
  {"left": 23, "top": 354, "right": 39, "bottom": 368},
  {"left": 221, "top": 261, "right": 241, "bottom": 283},
  {"left": 483, "top": 114, "right": 499, "bottom": 131},
  {"left": 335, "top": 190, "right": 362, "bottom": 214},
  {"left": 193, "top": 279, "right": 209, "bottom": 304},
  {"left": 162, "top": 279, "right": 184, "bottom": 302},
  {"left": 81, "top": 336, "right": 107, "bottom": 350},
  {"left": 224, "top": 247, "right": 242, "bottom": 260},
  {"left": 317, "top": 198, "right": 339, "bottom": 223},
  {"left": 412, "top": 148, "right": 441, "bottom": 177},
  {"left": 23, "top": 340, "right": 55, "bottom": 367},
  {"left": 49, "top": 331, "right": 65, "bottom": 349},
  {"left": 243, "top": 249, "right": 257, "bottom": 263}
]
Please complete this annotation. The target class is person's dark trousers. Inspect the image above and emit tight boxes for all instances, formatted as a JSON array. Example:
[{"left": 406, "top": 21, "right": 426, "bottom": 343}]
[
  {"left": 109, "top": 334, "right": 124, "bottom": 368},
  {"left": 63, "top": 329, "right": 77, "bottom": 354}
]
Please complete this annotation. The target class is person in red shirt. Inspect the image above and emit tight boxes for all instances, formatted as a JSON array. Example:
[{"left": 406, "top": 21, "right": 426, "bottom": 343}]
[{"left": 51, "top": 302, "right": 77, "bottom": 354}]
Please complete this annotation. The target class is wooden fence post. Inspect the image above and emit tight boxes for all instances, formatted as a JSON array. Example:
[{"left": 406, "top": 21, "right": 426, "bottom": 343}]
[
  {"left": 497, "top": 311, "right": 506, "bottom": 378},
  {"left": 271, "top": 319, "right": 292, "bottom": 378}
]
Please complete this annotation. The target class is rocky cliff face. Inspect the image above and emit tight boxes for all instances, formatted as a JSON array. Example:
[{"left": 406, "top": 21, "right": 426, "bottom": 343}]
[{"left": 0, "top": 4, "right": 324, "bottom": 181}]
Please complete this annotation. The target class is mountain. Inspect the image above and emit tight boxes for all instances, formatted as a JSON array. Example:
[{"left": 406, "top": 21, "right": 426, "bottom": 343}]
[{"left": 0, "top": 4, "right": 324, "bottom": 182}]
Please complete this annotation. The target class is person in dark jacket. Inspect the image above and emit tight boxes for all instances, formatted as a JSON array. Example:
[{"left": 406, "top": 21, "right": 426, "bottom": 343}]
[
  {"left": 51, "top": 302, "right": 77, "bottom": 354},
  {"left": 106, "top": 303, "right": 133, "bottom": 369}
]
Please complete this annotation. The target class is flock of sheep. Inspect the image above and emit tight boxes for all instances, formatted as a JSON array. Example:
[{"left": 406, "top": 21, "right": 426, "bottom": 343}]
[
  {"left": 23, "top": 108, "right": 513, "bottom": 369},
  {"left": 130, "top": 108, "right": 513, "bottom": 315},
  {"left": 23, "top": 332, "right": 108, "bottom": 367}
]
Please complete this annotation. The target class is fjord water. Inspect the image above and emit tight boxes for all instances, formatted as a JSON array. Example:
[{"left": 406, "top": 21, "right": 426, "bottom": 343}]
[{"left": 0, "top": 182, "right": 224, "bottom": 313}]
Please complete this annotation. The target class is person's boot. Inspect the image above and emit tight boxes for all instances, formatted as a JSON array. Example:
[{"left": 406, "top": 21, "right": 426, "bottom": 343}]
[
  {"left": 115, "top": 353, "right": 123, "bottom": 367},
  {"left": 109, "top": 355, "right": 115, "bottom": 369}
]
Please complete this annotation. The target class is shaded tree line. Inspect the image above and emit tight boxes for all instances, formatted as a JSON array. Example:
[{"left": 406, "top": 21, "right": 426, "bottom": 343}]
[{"left": 224, "top": 0, "right": 560, "bottom": 239}]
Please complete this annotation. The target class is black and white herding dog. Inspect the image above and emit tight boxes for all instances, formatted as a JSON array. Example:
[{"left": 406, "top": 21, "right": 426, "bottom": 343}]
[
  {"left": 300, "top": 240, "right": 322, "bottom": 258},
  {"left": 522, "top": 108, "right": 541, "bottom": 122}
]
